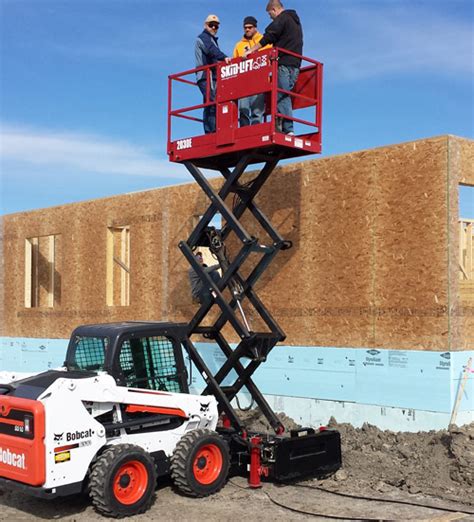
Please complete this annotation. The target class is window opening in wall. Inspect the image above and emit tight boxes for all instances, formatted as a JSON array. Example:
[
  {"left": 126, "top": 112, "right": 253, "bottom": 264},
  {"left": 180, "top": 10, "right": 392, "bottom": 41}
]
[
  {"left": 24, "top": 234, "right": 59, "bottom": 308},
  {"left": 192, "top": 212, "right": 222, "bottom": 231},
  {"left": 459, "top": 184, "right": 474, "bottom": 302},
  {"left": 459, "top": 219, "right": 473, "bottom": 280},
  {"left": 209, "top": 212, "right": 222, "bottom": 230},
  {"left": 107, "top": 225, "right": 130, "bottom": 306}
]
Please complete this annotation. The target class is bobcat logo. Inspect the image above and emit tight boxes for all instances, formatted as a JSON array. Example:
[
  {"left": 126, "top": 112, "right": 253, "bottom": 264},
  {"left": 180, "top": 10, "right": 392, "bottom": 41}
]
[
  {"left": 54, "top": 433, "right": 64, "bottom": 442},
  {"left": 200, "top": 402, "right": 210, "bottom": 413}
]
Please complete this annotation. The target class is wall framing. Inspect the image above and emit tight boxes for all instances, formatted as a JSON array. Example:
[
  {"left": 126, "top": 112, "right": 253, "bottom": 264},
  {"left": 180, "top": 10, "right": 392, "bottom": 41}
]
[{"left": 1, "top": 135, "right": 473, "bottom": 351}]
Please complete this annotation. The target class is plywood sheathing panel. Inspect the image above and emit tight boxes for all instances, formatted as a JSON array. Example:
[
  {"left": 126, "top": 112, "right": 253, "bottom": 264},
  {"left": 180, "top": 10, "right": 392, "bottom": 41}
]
[
  {"left": 449, "top": 136, "right": 474, "bottom": 350},
  {"left": 373, "top": 137, "right": 450, "bottom": 350},
  {"left": 248, "top": 155, "right": 375, "bottom": 348},
  {"left": 1, "top": 136, "right": 473, "bottom": 352}
]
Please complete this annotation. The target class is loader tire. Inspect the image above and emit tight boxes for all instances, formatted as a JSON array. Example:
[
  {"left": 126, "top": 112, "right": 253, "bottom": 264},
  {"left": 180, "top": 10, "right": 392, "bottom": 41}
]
[
  {"left": 170, "top": 428, "right": 230, "bottom": 497},
  {"left": 89, "top": 444, "right": 156, "bottom": 517}
]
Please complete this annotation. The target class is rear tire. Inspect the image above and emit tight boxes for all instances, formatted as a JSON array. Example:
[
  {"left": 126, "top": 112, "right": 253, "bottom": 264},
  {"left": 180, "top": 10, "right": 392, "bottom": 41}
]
[
  {"left": 89, "top": 444, "right": 156, "bottom": 517},
  {"left": 171, "top": 429, "right": 230, "bottom": 497}
]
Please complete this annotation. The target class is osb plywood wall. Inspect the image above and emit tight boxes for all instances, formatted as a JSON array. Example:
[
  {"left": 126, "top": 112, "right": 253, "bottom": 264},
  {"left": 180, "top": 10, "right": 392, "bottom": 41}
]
[{"left": 1, "top": 135, "right": 473, "bottom": 351}]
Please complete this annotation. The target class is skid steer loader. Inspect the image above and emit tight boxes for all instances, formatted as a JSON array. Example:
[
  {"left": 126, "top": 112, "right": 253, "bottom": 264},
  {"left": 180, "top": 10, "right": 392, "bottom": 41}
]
[{"left": 0, "top": 321, "right": 340, "bottom": 517}]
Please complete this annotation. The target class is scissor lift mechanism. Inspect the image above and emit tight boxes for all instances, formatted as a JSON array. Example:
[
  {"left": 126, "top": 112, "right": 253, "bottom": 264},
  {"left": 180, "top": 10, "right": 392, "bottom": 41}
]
[{"left": 168, "top": 48, "right": 324, "bottom": 435}]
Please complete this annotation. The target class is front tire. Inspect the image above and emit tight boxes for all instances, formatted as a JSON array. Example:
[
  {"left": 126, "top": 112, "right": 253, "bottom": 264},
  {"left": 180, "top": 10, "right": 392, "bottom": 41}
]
[
  {"left": 171, "top": 429, "right": 230, "bottom": 497},
  {"left": 89, "top": 444, "right": 156, "bottom": 517}
]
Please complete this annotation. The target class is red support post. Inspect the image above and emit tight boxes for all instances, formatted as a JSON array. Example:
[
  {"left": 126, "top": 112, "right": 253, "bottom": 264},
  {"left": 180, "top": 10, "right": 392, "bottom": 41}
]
[
  {"left": 222, "top": 413, "right": 231, "bottom": 429},
  {"left": 249, "top": 435, "right": 262, "bottom": 488}
]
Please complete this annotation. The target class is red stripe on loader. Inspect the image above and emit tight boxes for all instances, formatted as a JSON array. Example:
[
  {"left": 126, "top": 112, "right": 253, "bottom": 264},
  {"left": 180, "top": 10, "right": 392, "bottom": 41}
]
[{"left": 125, "top": 404, "right": 188, "bottom": 418}]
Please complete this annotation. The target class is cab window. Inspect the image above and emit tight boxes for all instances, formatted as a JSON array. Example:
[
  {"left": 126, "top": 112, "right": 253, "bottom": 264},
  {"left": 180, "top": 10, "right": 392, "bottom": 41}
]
[
  {"left": 70, "top": 336, "right": 108, "bottom": 371},
  {"left": 119, "top": 336, "right": 183, "bottom": 393}
]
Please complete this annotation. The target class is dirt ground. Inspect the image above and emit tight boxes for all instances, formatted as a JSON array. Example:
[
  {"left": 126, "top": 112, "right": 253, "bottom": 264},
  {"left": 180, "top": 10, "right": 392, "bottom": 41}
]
[
  {"left": 240, "top": 410, "right": 474, "bottom": 507},
  {"left": 1, "top": 411, "right": 474, "bottom": 521}
]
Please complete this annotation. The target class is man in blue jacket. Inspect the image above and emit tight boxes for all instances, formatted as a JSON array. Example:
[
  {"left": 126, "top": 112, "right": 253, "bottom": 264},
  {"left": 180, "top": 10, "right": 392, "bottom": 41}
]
[
  {"left": 195, "top": 14, "right": 230, "bottom": 134},
  {"left": 244, "top": 1, "right": 303, "bottom": 135}
]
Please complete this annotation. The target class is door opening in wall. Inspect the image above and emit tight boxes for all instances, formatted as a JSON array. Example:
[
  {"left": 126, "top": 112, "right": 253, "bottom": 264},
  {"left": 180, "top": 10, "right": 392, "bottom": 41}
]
[{"left": 459, "top": 184, "right": 474, "bottom": 302}]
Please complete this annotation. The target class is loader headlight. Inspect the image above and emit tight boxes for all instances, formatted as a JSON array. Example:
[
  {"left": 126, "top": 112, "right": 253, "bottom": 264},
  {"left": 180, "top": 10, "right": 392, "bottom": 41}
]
[
  {"left": 24, "top": 414, "right": 33, "bottom": 435},
  {"left": 185, "top": 419, "right": 200, "bottom": 432}
]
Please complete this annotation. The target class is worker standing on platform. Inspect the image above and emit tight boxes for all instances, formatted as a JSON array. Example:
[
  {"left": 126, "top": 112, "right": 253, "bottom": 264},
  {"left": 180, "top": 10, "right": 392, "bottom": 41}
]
[
  {"left": 244, "top": 1, "right": 303, "bottom": 135},
  {"left": 233, "top": 16, "right": 270, "bottom": 127},
  {"left": 195, "top": 14, "right": 230, "bottom": 134}
]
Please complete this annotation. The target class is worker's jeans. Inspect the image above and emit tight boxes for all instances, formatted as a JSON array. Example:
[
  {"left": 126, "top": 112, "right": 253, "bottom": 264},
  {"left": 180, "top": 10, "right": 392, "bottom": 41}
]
[
  {"left": 198, "top": 270, "right": 221, "bottom": 306},
  {"left": 198, "top": 79, "right": 216, "bottom": 134},
  {"left": 277, "top": 65, "right": 299, "bottom": 133},
  {"left": 239, "top": 94, "right": 265, "bottom": 127}
]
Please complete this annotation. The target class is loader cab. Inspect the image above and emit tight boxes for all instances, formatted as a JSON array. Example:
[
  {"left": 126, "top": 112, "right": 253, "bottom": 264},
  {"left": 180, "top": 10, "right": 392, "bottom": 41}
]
[{"left": 65, "top": 322, "right": 190, "bottom": 394}]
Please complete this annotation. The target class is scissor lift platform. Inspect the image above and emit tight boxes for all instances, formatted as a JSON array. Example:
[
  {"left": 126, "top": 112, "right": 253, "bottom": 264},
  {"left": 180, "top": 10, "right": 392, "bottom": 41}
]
[{"left": 167, "top": 48, "right": 323, "bottom": 169}]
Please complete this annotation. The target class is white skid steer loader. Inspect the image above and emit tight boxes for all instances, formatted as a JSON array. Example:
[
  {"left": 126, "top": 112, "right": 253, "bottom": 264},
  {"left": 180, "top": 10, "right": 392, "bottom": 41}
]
[{"left": 0, "top": 321, "right": 341, "bottom": 517}]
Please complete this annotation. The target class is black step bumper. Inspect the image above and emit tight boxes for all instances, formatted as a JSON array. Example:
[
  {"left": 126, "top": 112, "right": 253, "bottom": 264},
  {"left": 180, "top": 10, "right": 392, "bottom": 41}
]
[{"left": 0, "top": 477, "right": 83, "bottom": 498}]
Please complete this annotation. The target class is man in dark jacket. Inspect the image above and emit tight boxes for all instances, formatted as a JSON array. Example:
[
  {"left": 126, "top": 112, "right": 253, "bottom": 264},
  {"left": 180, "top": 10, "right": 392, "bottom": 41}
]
[
  {"left": 244, "top": 1, "right": 303, "bottom": 135},
  {"left": 195, "top": 14, "right": 229, "bottom": 134}
]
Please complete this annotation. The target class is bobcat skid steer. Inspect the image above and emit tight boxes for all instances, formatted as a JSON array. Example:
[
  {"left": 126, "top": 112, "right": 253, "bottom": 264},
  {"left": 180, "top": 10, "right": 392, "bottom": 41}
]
[{"left": 0, "top": 321, "right": 341, "bottom": 517}]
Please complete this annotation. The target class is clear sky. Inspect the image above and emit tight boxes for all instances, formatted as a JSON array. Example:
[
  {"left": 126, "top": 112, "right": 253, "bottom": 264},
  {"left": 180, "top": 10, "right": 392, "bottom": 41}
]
[{"left": 0, "top": 0, "right": 473, "bottom": 216}]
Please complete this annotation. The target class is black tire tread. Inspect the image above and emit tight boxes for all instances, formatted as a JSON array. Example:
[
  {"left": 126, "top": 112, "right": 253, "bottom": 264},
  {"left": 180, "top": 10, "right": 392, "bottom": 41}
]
[
  {"left": 170, "top": 429, "right": 229, "bottom": 498},
  {"left": 89, "top": 444, "right": 156, "bottom": 518}
]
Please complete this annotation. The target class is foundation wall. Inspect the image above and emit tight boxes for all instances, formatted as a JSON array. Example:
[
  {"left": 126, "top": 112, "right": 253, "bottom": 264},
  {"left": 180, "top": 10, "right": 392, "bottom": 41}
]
[
  {"left": 1, "top": 337, "right": 472, "bottom": 432},
  {"left": 1, "top": 135, "right": 473, "bottom": 351}
]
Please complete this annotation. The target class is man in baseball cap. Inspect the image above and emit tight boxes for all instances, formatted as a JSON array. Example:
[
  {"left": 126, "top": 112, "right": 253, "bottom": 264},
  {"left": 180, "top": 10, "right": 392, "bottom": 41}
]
[
  {"left": 195, "top": 15, "right": 229, "bottom": 133},
  {"left": 205, "top": 14, "right": 220, "bottom": 25},
  {"left": 233, "top": 16, "right": 271, "bottom": 127}
]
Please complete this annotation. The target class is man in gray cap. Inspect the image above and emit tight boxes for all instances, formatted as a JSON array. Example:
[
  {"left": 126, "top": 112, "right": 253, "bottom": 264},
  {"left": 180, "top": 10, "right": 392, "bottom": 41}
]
[
  {"left": 195, "top": 14, "right": 230, "bottom": 133},
  {"left": 233, "top": 16, "right": 270, "bottom": 127}
]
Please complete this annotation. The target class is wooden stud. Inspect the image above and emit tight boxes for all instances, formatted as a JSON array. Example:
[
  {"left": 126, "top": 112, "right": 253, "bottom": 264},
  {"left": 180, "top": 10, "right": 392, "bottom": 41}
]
[
  {"left": 24, "top": 239, "right": 32, "bottom": 308},
  {"left": 47, "top": 235, "right": 55, "bottom": 308},
  {"left": 106, "top": 227, "right": 114, "bottom": 306}
]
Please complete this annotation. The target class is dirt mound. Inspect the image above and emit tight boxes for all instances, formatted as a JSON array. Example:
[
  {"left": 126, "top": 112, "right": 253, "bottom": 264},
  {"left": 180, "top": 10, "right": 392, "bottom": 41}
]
[
  {"left": 326, "top": 417, "right": 474, "bottom": 505},
  {"left": 238, "top": 408, "right": 302, "bottom": 433},
  {"left": 237, "top": 408, "right": 474, "bottom": 506}
]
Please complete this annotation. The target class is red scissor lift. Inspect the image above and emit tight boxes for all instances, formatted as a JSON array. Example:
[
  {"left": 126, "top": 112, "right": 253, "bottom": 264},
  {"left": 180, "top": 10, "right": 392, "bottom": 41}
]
[{"left": 168, "top": 49, "right": 341, "bottom": 483}]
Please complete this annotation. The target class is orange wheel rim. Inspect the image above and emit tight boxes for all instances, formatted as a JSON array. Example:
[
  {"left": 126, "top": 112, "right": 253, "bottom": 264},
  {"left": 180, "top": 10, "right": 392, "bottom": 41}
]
[
  {"left": 113, "top": 460, "right": 148, "bottom": 505},
  {"left": 193, "top": 444, "right": 223, "bottom": 485}
]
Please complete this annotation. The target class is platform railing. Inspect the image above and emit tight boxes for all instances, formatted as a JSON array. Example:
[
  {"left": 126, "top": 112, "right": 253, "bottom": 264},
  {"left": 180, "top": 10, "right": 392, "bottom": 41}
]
[{"left": 167, "top": 48, "right": 323, "bottom": 147}]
